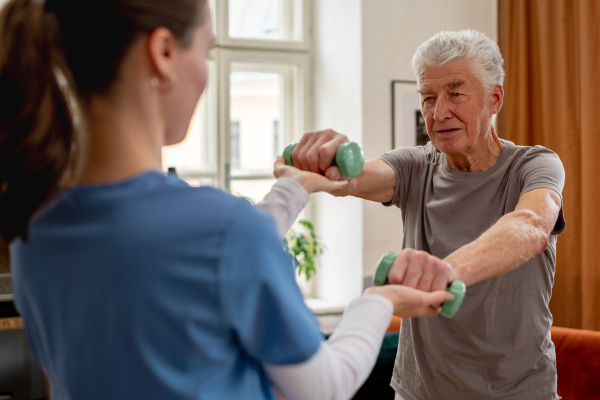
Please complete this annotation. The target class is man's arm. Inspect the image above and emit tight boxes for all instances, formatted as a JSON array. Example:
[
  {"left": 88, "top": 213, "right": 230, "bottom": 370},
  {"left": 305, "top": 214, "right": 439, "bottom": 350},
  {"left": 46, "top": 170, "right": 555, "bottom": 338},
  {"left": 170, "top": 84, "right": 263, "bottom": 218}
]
[
  {"left": 387, "top": 187, "right": 562, "bottom": 291},
  {"left": 446, "top": 187, "right": 562, "bottom": 286},
  {"left": 258, "top": 156, "right": 396, "bottom": 237},
  {"left": 330, "top": 159, "right": 397, "bottom": 203},
  {"left": 289, "top": 129, "right": 397, "bottom": 202}
]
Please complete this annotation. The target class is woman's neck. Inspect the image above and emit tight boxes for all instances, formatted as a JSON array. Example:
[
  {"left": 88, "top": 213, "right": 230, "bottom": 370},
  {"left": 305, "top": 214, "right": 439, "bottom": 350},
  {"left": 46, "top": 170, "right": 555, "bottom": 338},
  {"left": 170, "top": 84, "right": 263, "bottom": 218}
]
[{"left": 75, "top": 93, "right": 164, "bottom": 185}]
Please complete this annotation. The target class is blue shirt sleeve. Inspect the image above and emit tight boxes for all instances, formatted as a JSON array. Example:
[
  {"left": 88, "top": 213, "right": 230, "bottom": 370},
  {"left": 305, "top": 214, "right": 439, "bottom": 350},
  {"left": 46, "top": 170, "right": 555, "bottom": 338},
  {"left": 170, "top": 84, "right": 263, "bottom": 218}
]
[{"left": 218, "top": 200, "right": 322, "bottom": 365}]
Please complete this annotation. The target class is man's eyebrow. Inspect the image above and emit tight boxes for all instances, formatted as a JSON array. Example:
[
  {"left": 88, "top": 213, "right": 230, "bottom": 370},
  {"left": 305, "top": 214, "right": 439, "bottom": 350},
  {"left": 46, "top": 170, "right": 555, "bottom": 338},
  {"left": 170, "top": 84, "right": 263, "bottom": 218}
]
[
  {"left": 417, "top": 79, "right": 466, "bottom": 94},
  {"left": 447, "top": 80, "right": 466, "bottom": 90}
]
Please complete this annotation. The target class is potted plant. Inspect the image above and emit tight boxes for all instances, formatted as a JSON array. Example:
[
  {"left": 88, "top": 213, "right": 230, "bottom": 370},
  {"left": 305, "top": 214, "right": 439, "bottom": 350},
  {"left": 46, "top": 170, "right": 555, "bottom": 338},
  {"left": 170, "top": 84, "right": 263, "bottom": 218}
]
[{"left": 284, "top": 220, "right": 324, "bottom": 292}]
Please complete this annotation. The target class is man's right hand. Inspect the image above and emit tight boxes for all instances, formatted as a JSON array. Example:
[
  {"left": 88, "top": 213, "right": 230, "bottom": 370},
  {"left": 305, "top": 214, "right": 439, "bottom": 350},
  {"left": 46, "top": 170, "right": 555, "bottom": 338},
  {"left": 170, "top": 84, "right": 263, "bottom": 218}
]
[
  {"left": 290, "top": 129, "right": 350, "bottom": 181},
  {"left": 387, "top": 248, "right": 458, "bottom": 293}
]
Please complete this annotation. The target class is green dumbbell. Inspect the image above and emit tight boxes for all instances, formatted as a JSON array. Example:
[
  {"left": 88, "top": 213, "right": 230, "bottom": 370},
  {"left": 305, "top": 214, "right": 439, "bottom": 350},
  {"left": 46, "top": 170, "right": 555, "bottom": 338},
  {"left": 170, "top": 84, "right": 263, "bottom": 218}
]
[
  {"left": 374, "top": 251, "right": 466, "bottom": 318},
  {"left": 283, "top": 141, "right": 364, "bottom": 178}
]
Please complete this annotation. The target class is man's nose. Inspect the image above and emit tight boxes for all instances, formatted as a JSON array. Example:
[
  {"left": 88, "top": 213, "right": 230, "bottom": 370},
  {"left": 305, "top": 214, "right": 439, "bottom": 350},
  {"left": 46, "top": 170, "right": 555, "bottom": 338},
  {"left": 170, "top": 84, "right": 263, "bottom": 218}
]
[{"left": 433, "top": 96, "right": 452, "bottom": 121}]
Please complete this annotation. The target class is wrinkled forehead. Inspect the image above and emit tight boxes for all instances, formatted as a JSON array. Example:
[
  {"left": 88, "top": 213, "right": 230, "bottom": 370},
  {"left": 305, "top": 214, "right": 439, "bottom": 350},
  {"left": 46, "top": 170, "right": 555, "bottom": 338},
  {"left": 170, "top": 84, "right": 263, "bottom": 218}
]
[
  {"left": 417, "top": 79, "right": 468, "bottom": 95},
  {"left": 417, "top": 59, "right": 482, "bottom": 93}
]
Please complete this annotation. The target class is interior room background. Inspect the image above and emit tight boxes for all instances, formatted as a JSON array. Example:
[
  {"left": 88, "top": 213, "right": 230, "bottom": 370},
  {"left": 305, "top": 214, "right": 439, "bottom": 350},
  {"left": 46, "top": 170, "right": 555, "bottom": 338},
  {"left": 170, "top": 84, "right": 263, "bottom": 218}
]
[{"left": 0, "top": 0, "right": 597, "bottom": 331}]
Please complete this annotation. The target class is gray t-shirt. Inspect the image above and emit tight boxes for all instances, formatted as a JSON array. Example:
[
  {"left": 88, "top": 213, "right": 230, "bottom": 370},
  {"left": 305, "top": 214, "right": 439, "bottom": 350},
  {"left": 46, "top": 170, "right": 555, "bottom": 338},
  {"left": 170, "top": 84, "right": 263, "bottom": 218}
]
[{"left": 379, "top": 139, "right": 566, "bottom": 400}]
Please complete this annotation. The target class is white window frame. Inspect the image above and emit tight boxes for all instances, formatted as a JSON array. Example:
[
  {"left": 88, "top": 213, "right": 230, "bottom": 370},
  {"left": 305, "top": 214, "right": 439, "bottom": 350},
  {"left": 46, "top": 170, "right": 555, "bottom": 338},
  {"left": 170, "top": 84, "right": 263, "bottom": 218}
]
[
  {"left": 173, "top": 1, "right": 311, "bottom": 192},
  {"left": 217, "top": 49, "right": 311, "bottom": 190},
  {"left": 172, "top": 0, "right": 314, "bottom": 228},
  {"left": 214, "top": 0, "right": 310, "bottom": 52}
]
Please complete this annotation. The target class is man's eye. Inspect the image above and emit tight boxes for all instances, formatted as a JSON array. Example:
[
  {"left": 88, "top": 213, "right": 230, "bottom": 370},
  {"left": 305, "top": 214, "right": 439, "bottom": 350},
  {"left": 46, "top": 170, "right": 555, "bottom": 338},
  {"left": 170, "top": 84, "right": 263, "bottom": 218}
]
[{"left": 450, "top": 92, "right": 462, "bottom": 98}]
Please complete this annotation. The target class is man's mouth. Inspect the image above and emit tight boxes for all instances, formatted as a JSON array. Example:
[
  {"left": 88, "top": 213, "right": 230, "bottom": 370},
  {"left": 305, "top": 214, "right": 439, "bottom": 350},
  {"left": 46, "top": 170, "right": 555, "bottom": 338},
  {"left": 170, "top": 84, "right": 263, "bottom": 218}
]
[{"left": 436, "top": 128, "right": 460, "bottom": 134}]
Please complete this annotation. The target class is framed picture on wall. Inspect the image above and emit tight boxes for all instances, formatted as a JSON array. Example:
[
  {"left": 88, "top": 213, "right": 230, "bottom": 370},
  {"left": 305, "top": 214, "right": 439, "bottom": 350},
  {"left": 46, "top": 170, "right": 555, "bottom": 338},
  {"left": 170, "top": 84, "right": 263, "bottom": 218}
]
[{"left": 391, "top": 80, "right": 429, "bottom": 149}]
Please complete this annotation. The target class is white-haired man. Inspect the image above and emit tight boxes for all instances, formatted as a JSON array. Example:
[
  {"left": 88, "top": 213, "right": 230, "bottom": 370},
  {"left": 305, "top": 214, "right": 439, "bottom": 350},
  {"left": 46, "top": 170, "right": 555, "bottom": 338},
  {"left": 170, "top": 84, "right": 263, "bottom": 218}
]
[{"left": 288, "top": 30, "right": 566, "bottom": 399}]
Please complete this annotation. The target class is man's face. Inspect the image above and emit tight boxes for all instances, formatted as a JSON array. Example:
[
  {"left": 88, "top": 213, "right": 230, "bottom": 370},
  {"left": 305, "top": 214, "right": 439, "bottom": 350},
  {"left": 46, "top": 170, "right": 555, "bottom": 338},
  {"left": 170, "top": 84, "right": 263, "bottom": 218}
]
[{"left": 417, "top": 58, "right": 502, "bottom": 158}]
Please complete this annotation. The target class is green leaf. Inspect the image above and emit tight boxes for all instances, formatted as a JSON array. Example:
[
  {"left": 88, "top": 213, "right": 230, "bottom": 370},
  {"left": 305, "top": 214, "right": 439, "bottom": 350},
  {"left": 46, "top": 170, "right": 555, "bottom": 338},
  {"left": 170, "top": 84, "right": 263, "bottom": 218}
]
[{"left": 283, "top": 219, "right": 325, "bottom": 282}]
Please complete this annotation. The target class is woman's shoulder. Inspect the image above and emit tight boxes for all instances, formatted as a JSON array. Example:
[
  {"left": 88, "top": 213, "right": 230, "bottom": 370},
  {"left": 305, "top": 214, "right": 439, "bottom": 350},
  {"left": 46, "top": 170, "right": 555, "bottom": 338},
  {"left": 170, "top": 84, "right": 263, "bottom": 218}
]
[
  {"left": 60, "top": 171, "right": 270, "bottom": 237},
  {"left": 159, "top": 181, "right": 266, "bottom": 228}
]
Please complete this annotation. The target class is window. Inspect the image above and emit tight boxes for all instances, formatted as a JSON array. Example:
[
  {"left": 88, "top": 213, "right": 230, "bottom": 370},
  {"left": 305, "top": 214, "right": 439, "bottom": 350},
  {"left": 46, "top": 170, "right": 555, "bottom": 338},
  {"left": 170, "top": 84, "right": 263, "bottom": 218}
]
[
  {"left": 228, "top": 0, "right": 304, "bottom": 42},
  {"left": 162, "top": 0, "right": 310, "bottom": 205}
]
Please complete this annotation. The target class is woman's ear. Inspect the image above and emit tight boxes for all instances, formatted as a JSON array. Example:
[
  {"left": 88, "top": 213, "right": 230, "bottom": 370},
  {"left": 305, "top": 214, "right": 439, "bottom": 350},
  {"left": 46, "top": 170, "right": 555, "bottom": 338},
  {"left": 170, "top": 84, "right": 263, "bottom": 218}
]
[{"left": 147, "top": 27, "right": 179, "bottom": 90}]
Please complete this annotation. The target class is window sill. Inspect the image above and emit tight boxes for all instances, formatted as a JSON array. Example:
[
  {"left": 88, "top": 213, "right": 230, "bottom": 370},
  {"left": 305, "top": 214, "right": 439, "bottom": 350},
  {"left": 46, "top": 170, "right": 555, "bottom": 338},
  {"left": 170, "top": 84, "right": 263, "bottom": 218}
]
[
  {"left": 304, "top": 297, "right": 344, "bottom": 335},
  {"left": 304, "top": 297, "right": 344, "bottom": 316}
]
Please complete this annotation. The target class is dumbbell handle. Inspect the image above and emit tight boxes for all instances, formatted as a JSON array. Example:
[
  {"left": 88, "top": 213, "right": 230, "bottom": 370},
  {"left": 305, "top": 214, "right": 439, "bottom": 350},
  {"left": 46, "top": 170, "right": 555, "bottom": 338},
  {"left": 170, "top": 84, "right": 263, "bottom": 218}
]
[
  {"left": 374, "top": 251, "right": 465, "bottom": 318},
  {"left": 283, "top": 142, "right": 364, "bottom": 178}
]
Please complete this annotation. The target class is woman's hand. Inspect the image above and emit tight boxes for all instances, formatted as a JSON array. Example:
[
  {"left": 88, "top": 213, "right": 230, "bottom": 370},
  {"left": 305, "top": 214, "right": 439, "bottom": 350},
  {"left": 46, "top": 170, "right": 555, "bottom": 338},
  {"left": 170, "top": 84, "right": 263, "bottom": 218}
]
[
  {"left": 365, "top": 284, "right": 454, "bottom": 319},
  {"left": 273, "top": 156, "right": 349, "bottom": 194}
]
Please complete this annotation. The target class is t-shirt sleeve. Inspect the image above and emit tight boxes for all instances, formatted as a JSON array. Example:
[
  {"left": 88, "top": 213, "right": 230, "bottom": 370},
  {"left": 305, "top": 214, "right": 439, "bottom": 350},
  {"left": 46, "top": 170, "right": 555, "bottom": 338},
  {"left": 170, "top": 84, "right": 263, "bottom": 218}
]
[
  {"left": 379, "top": 145, "right": 431, "bottom": 209},
  {"left": 518, "top": 146, "right": 566, "bottom": 235},
  {"left": 218, "top": 201, "right": 322, "bottom": 365}
]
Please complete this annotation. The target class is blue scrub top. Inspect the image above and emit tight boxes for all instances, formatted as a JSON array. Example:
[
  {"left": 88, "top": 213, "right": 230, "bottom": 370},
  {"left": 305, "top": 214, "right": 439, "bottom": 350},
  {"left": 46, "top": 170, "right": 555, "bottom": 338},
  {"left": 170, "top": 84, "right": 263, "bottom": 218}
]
[{"left": 11, "top": 171, "right": 322, "bottom": 399}]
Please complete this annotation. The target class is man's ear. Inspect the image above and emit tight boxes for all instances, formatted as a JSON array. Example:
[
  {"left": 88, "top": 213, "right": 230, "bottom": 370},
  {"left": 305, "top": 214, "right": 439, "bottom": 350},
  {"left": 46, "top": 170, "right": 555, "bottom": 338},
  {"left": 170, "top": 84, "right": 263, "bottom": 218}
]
[
  {"left": 147, "top": 27, "right": 178, "bottom": 88},
  {"left": 489, "top": 83, "right": 504, "bottom": 114}
]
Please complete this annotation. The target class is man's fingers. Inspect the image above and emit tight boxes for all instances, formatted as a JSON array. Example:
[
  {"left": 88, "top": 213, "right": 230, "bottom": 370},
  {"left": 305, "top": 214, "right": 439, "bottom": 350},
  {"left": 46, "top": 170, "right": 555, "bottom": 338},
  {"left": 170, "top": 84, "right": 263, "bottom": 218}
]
[
  {"left": 293, "top": 129, "right": 348, "bottom": 174},
  {"left": 318, "top": 135, "right": 348, "bottom": 172},
  {"left": 387, "top": 251, "right": 410, "bottom": 285},
  {"left": 402, "top": 250, "right": 426, "bottom": 288},
  {"left": 431, "top": 271, "right": 450, "bottom": 292},
  {"left": 416, "top": 257, "right": 436, "bottom": 292},
  {"left": 324, "top": 165, "right": 342, "bottom": 181}
]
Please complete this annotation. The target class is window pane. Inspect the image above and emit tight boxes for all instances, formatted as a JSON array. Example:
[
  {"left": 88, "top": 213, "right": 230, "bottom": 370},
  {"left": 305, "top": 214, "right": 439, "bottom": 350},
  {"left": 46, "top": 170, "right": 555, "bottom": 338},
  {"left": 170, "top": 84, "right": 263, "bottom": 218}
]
[
  {"left": 230, "top": 179, "right": 276, "bottom": 204},
  {"left": 230, "top": 70, "right": 283, "bottom": 175},
  {"left": 229, "top": 0, "right": 302, "bottom": 42}
]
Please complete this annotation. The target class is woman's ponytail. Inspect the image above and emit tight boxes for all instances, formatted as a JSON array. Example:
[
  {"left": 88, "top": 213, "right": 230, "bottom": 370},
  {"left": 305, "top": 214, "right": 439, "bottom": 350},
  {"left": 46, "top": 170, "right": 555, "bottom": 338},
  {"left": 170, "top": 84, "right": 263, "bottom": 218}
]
[{"left": 0, "top": 0, "right": 75, "bottom": 242}]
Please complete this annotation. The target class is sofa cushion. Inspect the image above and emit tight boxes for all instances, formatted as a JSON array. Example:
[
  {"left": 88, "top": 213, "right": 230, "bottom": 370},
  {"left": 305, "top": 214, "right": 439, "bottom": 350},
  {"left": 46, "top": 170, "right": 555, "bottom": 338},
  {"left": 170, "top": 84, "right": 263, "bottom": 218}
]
[{"left": 551, "top": 325, "right": 600, "bottom": 399}]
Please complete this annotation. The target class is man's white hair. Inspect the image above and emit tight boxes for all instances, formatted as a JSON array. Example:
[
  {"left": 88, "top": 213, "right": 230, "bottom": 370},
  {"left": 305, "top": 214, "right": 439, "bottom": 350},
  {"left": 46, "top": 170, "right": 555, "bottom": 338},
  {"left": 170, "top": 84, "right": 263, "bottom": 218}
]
[{"left": 411, "top": 30, "right": 505, "bottom": 91}]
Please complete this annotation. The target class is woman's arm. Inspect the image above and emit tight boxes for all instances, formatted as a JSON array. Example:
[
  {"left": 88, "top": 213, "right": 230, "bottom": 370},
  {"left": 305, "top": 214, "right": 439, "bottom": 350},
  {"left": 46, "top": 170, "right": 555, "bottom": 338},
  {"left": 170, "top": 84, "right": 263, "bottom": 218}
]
[
  {"left": 264, "top": 287, "right": 452, "bottom": 400},
  {"left": 256, "top": 157, "right": 349, "bottom": 237}
]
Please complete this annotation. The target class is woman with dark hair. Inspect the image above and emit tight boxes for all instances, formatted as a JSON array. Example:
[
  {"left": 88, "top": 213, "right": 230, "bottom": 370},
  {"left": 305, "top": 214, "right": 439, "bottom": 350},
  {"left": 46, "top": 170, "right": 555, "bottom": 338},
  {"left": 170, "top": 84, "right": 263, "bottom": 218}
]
[{"left": 0, "top": 1, "right": 452, "bottom": 398}]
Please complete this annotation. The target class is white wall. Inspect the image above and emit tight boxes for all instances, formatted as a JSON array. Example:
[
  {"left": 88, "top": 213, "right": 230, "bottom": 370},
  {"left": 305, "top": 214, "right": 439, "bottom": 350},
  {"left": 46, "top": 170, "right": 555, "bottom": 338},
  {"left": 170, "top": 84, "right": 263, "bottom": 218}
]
[
  {"left": 312, "top": 0, "right": 364, "bottom": 305},
  {"left": 312, "top": 0, "right": 498, "bottom": 305}
]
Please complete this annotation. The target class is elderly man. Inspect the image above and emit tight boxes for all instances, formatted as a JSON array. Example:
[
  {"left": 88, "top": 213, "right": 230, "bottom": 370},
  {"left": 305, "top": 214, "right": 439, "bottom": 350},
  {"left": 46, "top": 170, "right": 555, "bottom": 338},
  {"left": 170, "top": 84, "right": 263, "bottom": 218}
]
[{"left": 288, "top": 30, "right": 565, "bottom": 399}]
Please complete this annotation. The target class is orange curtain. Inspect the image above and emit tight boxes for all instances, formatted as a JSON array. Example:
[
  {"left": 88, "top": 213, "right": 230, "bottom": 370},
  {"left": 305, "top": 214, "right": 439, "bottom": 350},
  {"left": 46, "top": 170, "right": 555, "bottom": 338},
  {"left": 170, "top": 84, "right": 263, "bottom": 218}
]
[{"left": 498, "top": 0, "right": 600, "bottom": 330}]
